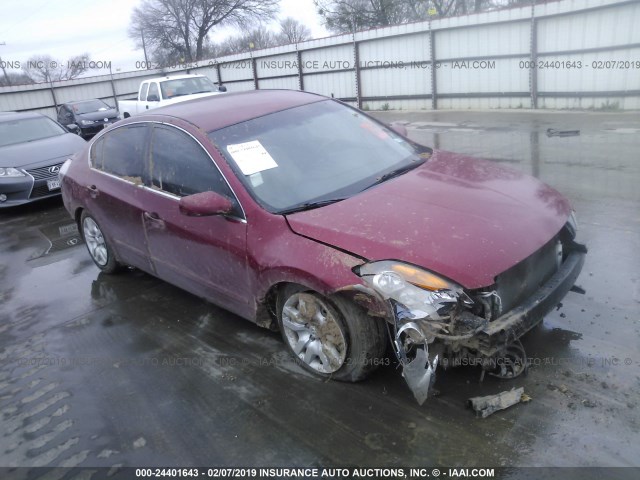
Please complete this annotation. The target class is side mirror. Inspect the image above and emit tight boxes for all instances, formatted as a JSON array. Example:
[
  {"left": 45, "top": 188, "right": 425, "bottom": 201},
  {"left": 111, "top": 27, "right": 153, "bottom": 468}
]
[
  {"left": 179, "top": 191, "right": 233, "bottom": 217},
  {"left": 147, "top": 94, "right": 160, "bottom": 102},
  {"left": 389, "top": 122, "right": 408, "bottom": 137},
  {"left": 217, "top": 85, "right": 227, "bottom": 92},
  {"left": 66, "top": 124, "right": 80, "bottom": 134}
]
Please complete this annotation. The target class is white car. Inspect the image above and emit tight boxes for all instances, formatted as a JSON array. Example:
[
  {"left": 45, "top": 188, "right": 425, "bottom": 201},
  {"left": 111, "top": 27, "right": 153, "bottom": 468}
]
[{"left": 118, "top": 74, "right": 225, "bottom": 118}]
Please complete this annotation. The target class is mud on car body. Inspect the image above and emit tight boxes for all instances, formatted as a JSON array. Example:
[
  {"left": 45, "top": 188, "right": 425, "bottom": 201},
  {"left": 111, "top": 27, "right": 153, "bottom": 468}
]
[{"left": 60, "top": 90, "right": 586, "bottom": 403}]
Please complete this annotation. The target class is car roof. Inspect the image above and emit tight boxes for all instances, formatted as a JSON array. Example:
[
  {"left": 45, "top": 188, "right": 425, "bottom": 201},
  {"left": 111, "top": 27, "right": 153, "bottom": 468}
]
[
  {"left": 157, "top": 74, "right": 206, "bottom": 81},
  {"left": 64, "top": 99, "right": 105, "bottom": 105},
  {"left": 144, "top": 89, "right": 327, "bottom": 132},
  {"left": 0, "top": 111, "right": 47, "bottom": 123}
]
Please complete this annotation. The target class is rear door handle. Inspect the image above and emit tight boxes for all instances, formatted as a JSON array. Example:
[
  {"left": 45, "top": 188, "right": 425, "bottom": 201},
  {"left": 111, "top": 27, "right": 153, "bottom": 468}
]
[{"left": 144, "top": 211, "right": 165, "bottom": 228}]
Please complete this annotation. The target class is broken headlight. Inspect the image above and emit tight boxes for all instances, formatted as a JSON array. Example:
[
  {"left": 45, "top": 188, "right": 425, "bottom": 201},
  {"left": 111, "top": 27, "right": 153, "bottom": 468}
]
[{"left": 355, "top": 261, "right": 463, "bottom": 320}]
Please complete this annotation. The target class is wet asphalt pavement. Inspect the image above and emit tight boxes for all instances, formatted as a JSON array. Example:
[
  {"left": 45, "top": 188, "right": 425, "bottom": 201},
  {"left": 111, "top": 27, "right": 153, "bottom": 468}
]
[{"left": 0, "top": 110, "right": 639, "bottom": 475}]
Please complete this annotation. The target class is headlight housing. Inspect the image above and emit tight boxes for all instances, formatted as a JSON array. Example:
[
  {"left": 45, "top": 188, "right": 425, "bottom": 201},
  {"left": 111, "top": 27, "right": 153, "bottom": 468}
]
[
  {"left": 79, "top": 119, "right": 94, "bottom": 126},
  {"left": 355, "top": 261, "right": 463, "bottom": 320},
  {"left": 0, "top": 167, "right": 25, "bottom": 177}
]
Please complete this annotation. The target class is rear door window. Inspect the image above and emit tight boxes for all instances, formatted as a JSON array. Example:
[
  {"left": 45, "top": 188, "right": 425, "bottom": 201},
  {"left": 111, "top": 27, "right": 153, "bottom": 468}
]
[{"left": 91, "top": 124, "right": 149, "bottom": 182}]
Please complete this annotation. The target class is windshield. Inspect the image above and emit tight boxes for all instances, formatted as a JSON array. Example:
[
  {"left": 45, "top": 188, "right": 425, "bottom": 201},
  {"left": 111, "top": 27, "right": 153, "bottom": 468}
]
[
  {"left": 160, "top": 77, "right": 216, "bottom": 99},
  {"left": 71, "top": 100, "right": 111, "bottom": 114},
  {"left": 208, "top": 100, "right": 429, "bottom": 213},
  {"left": 0, "top": 117, "right": 67, "bottom": 147}
]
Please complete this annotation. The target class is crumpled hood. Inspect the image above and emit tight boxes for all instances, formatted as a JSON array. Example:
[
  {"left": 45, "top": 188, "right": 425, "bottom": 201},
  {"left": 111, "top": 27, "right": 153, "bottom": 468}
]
[
  {"left": 286, "top": 151, "right": 572, "bottom": 289},
  {"left": 0, "top": 133, "right": 86, "bottom": 169}
]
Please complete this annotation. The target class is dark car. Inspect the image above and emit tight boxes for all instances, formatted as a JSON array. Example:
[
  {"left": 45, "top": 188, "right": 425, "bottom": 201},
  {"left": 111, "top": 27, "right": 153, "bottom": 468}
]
[
  {"left": 0, "top": 112, "right": 86, "bottom": 208},
  {"left": 60, "top": 90, "right": 586, "bottom": 403},
  {"left": 57, "top": 99, "right": 119, "bottom": 138}
]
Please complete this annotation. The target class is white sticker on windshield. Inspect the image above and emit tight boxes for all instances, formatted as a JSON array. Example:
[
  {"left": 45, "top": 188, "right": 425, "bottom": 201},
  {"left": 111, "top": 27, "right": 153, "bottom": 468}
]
[{"left": 226, "top": 140, "right": 277, "bottom": 176}]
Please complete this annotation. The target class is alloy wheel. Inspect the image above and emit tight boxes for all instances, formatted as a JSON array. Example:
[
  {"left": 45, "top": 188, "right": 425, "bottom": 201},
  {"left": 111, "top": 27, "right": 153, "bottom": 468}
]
[
  {"left": 281, "top": 293, "right": 347, "bottom": 374},
  {"left": 83, "top": 217, "right": 109, "bottom": 266}
]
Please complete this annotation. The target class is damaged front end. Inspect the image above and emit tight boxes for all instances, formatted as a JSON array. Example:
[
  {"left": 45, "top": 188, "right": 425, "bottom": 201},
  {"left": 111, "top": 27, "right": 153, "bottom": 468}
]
[
  {"left": 351, "top": 228, "right": 587, "bottom": 405},
  {"left": 353, "top": 260, "right": 473, "bottom": 404}
]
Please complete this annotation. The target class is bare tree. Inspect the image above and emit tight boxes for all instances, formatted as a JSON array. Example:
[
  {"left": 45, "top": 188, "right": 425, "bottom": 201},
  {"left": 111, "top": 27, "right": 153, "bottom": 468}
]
[
  {"left": 22, "top": 53, "right": 92, "bottom": 83},
  {"left": 213, "top": 26, "right": 280, "bottom": 56},
  {"left": 314, "top": 0, "right": 418, "bottom": 32},
  {"left": 129, "top": 0, "right": 280, "bottom": 65},
  {"left": 315, "top": 0, "right": 539, "bottom": 33},
  {"left": 430, "top": 0, "right": 544, "bottom": 16},
  {"left": 0, "top": 56, "right": 11, "bottom": 86},
  {"left": 0, "top": 72, "right": 34, "bottom": 86},
  {"left": 277, "top": 17, "right": 312, "bottom": 44},
  {"left": 1, "top": 54, "right": 35, "bottom": 86},
  {"left": 429, "top": 0, "right": 497, "bottom": 16}
]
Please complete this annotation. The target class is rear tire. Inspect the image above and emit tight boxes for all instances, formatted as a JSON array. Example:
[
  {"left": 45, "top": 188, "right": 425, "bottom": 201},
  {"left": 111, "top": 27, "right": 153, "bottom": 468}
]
[
  {"left": 81, "top": 211, "right": 123, "bottom": 274},
  {"left": 277, "top": 284, "right": 387, "bottom": 382}
]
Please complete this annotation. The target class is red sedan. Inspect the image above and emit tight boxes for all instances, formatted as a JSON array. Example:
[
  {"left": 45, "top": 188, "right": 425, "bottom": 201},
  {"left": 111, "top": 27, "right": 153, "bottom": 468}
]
[{"left": 60, "top": 90, "right": 586, "bottom": 403}]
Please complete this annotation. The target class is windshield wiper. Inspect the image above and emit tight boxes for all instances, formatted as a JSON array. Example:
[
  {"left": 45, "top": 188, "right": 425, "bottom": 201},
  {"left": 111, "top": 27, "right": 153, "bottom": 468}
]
[
  {"left": 362, "top": 161, "right": 423, "bottom": 192},
  {"left": 279, "top": 197, "right": 348, "bottom": 215}
]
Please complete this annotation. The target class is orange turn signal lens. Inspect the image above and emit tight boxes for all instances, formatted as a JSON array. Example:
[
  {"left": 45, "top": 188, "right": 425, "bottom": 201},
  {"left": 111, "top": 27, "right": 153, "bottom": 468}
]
[{"left": 390, "top": 264, "right": 450, "bottom": 291}]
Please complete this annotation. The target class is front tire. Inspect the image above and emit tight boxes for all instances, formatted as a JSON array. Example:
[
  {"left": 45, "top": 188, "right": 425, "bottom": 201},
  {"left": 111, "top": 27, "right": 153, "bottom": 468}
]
[
  {"left": 81, "top": 211, "right": 123, "bottom": 274},
  {"left": 277, "top": 285, "right": 387, "bottom": 382}
]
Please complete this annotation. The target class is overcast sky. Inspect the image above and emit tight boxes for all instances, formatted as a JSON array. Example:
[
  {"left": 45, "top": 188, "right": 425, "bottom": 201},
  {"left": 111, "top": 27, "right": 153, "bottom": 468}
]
[{"left": 0, "top": 0, "right": 329, "bottom": 74}]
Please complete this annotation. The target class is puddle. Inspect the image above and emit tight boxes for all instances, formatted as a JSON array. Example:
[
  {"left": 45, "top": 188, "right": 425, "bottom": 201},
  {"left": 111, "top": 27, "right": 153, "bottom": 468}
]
[{"left": 27, "top": 219, "right": 83, "bottom": 267}]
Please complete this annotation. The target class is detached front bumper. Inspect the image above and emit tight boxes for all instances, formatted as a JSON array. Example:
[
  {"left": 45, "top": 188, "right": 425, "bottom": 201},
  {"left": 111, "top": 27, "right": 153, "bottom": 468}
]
[
  {"left": 343, "top": 238, "right": 586, "bottom": 405},
  {"left": 459, "top": 247, "right": 587, "bottom": 357},
  {"left": 385, "top": 241, "right": 586, "bottom": 404}
]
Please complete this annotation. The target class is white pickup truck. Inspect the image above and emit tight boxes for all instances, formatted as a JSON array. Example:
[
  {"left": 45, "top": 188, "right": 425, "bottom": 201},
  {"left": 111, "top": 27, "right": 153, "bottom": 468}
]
[{"left": 118, "top": 74, "right": 225, "bottom": 118}]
